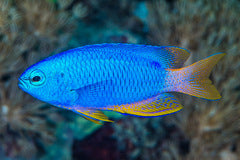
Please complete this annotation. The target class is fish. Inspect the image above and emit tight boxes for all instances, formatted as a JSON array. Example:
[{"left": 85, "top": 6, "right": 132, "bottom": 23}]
[{"left": 18, "top": 43, "right": 225, "bottom": 124}]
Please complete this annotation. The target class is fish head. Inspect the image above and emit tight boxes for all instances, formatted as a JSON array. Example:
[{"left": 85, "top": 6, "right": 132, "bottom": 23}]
[{"left": 18, "top": 60, "right": 64, "bottom": 104}]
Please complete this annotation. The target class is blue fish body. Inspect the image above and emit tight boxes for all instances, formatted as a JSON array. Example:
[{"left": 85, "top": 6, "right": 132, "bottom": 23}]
[{"left": 18, "top": 43, "right": 225, "bottom": 123}]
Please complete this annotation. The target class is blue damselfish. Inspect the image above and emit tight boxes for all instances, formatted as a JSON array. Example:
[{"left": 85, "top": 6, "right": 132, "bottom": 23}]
[{"left": 18, "top": 43, "right": 225, "bottom": 124}]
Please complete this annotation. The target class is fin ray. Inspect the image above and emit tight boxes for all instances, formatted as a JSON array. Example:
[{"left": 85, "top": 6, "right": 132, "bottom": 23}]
[
  {"left": 83, "top": 44, "right": 190, "bottom": 68},
  {"left": 82, "top": 115, "right": 103, "bottom": 124},
  {"left": 74, "top": 108, "right": 114, "bottom": 123},
  {"left": 167, "top": 53, "right": 226, "bottom": 100},
  {"left": 72, "top": 80, "right": 112, "bottom": 107},
  {"left": 158, "top": 46, "right": 191, "bottom": 68},
  {"left": 110, "top": 93, "right": 183, "bottom": 117}
]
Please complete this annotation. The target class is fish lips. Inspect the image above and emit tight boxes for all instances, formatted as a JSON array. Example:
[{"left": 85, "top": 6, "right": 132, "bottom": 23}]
[{"left": 18, "top": 78, "right": 30, "bottom": 90}]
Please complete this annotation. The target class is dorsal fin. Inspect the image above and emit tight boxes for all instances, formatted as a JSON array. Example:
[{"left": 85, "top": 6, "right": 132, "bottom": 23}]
[
  {"left": 157, "top": 46, "right": 191, "bottom": 68},
  {"left": 81, "top": 43, "right": 190, "bottom": 68}
]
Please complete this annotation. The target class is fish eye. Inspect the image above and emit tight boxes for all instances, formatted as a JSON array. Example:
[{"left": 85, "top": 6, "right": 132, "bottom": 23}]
[
  {"left": 30, "top": 69, "right": 46, "bottom": 86},
  {"left": 32, "top": 76, "right": 41, "bottom": 82}
]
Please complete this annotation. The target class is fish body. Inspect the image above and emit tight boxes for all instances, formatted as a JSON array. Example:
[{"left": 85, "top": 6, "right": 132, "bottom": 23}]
[{"left": 18, "top": 43, "right": 225, "bottom": 124}]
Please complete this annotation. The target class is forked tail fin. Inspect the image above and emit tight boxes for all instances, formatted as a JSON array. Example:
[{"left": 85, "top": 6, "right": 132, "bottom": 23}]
[{"left": 167, "top": 53, "right": 226, "bottom": 100}]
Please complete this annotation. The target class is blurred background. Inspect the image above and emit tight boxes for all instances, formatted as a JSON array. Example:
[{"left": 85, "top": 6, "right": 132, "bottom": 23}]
[{"left": 0, "top": 0, "right": 239, "bottom": 159}]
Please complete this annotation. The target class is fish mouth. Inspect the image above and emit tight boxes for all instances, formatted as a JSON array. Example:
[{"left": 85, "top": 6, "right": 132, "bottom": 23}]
[{"left": 18, "top": 78, "right": 29, "bottom": 90}]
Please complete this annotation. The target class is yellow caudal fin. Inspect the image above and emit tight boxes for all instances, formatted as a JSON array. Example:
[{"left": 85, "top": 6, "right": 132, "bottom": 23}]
[{"left": 167, "top": 53, "right": 226, "bottom": 100}]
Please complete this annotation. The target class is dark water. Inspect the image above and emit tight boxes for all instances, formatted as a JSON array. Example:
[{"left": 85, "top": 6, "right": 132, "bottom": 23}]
[{"left": 0, "top": 0, "right": 239, "bottom": 160}]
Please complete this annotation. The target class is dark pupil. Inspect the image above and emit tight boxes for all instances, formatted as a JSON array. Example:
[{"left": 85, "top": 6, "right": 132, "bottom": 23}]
[{"left": 32, "top": 76, "right": 41, "bottom": 82}]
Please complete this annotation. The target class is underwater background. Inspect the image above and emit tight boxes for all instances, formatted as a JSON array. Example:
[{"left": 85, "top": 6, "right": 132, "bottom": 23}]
[{"left": 0, "top": 0, "right": 239, "bottom": 159}]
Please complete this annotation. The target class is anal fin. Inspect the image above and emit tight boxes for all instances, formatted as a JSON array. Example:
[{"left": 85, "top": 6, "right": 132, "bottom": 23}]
[{"left": 111, "top": 93, "right": 182, "bottom": 117}]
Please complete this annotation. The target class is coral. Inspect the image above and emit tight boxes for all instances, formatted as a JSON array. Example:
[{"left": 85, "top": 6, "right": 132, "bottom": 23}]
[
  {"left": 57, "top": 0, "right": 73, "bottom": 10},
  {"left": 0, "top": 78, "right": 60, "bottom": 158},
  {"left": 147, "top": 0, "right": 240, "bottom": 52},
  {"left": 17, "top": 0, "right": 74, "bottom": 55},
  {"left": 19, "top": 0, "right": 69, "bottom": 37},
  {"left": 72, "top": 2, "right": 89, "bottom": 19},
  {"left": 0, "top": 0, "right": 21, "bottom": 43},
  {"left": 0, "top": 35, "right": 33, "bottom": 82},
  {"left": 112, "top": 115, "right": 189, "bottom": 160},
  {"left": 0, "top": 0, "right": 20, "bottom": 36},
  {"left": 0, "top": 43, "right": 22, "bottom": 81},
  {"left": 0, "top": 0, "right": 77, "bottom": 158}
]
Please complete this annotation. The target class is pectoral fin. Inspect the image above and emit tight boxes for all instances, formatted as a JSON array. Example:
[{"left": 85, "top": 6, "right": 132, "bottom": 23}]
[
  {"left": 81, "top": 115, "right": 103, "bottom": 125},
  {"left": 74, "top": 108, "right": 114, "bottom": 124},
  {"left": 72, "top": 80, "right": 112, "bottom": 107}
]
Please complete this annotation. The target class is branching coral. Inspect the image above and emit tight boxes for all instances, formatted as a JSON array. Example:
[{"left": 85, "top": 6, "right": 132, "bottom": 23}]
[
  {"left": 72, "top": 2, "right": 89, "bottom": 19},
  {"left": 0, "top": 0, "right": 20, "bottom": 35},
  {"left": 0, "top": 78, "right": 60, "bottom": 158},
  {"left": 0, "top": 43, "right": 22, "bottom": 81},
  {"left": 17, "top": 0, "right": 74, "bottom": 56},
  {"left": 147, "top": 0, "right": 240, "bottom": 52},
  {"left": 19, "top": 0, "right": 69, "bottom": 37},
  {"left": 0, "top": 35, "right": 33, "bottom": 82},
  {"left": 113, "top": 115, "right": 189, "bottom": 160},
  {"left": 0, "top": 0, "right": 22, "bottom": 51}
]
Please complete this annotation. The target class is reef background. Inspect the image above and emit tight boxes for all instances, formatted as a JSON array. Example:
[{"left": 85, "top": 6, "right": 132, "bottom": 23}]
[{"left": 0, "top": 0, "right": 239, "bottom": 160}]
